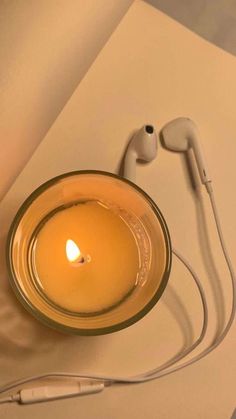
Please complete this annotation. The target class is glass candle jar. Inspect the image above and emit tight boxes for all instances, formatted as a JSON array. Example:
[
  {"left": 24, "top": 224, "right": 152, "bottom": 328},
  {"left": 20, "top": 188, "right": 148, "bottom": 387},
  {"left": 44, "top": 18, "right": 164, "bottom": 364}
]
[{"left": 6, "top": 171, "right": 171, "bottom": 335}]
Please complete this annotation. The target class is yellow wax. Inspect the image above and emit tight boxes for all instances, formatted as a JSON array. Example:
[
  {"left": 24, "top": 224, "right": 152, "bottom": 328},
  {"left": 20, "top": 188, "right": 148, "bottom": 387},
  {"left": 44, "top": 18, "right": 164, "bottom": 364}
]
[{"left": 34, "top": 201, "right": 140, "bottom": 313}]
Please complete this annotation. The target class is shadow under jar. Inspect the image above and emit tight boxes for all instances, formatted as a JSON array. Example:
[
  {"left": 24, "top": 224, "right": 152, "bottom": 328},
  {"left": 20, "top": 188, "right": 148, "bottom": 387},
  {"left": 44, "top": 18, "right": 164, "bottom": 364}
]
[{"left": 6, "top": 171, "right": 171, "bottom": 335}]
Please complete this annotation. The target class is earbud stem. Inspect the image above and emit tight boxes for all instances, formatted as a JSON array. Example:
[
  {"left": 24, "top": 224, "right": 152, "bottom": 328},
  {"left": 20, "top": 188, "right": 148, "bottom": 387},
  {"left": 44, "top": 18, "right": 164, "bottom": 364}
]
[
  {"left": 191, "top": 139, "right": 211, "bottom": 184},
  {"left": 123, "top": 148, "right": 137, "bottom": 182}
]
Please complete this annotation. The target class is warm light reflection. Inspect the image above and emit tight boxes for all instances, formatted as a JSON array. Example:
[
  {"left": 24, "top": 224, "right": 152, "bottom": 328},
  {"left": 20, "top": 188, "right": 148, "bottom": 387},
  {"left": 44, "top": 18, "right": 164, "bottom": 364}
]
[{"left": 66, "top": 239, "right": 81, "bottom": 262}]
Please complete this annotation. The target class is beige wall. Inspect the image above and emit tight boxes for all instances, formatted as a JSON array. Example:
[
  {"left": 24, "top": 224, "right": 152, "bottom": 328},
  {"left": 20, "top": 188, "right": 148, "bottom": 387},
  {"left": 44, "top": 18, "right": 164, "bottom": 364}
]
[{"left": 0, "top": 0, "right": 133, "bottom": 200}]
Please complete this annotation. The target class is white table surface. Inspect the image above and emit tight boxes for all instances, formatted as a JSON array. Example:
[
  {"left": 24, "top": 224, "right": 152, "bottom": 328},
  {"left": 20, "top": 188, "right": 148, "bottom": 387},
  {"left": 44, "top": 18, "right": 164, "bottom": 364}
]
[
  {"left": 147, "top": 0, "right": 236, "bottom": 57},
  {"left": 0, "top": 1, "right": 235, "bottom": 418}
]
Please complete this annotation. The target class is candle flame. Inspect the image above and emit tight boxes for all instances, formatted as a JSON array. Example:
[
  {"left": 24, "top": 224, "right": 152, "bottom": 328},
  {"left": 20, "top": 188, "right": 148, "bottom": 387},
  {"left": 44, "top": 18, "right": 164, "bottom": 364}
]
[{"left": 66, "top": 239, "right": 81, "bottom": 262}]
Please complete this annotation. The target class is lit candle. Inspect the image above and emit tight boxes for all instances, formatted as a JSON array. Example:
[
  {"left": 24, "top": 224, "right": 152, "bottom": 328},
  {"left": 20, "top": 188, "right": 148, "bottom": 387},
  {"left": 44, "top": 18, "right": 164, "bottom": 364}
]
[
  {"left": 33, "top": 201, "right": 140, "bottom": 313},
  {"left": 7, "top": 171, "right": 171, "bottom": 334}
]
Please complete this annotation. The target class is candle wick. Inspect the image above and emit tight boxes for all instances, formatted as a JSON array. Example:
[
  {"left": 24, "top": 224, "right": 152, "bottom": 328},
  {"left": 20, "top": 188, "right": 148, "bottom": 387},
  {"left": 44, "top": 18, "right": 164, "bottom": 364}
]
[{"left": 70, "top": 254, "right": 91, "bottom": 266}]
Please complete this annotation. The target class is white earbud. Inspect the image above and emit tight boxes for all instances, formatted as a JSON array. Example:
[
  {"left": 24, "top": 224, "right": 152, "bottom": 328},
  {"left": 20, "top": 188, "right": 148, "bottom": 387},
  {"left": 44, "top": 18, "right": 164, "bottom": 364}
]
[
  {"left": 161, "top": 117, "right": 211, "bottom": 187},
  {"left": 123, "top": 125, "right": 158, "bottom": 182}
]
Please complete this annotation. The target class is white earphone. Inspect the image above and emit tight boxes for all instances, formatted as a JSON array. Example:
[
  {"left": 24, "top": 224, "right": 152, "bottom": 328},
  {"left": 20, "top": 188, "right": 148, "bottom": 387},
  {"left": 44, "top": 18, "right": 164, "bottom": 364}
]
[
  {"left": 161, "top": 117, "right": 211, "bottom": 188},
  {"left": 123, "top": 125, "right": 158, "bottom": 181},
  {"left": 0, "top": 118, "right": 234, "bottom": 405},
  {"left": 124, "top": 117, "right": 211, "bottom": 189}
]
